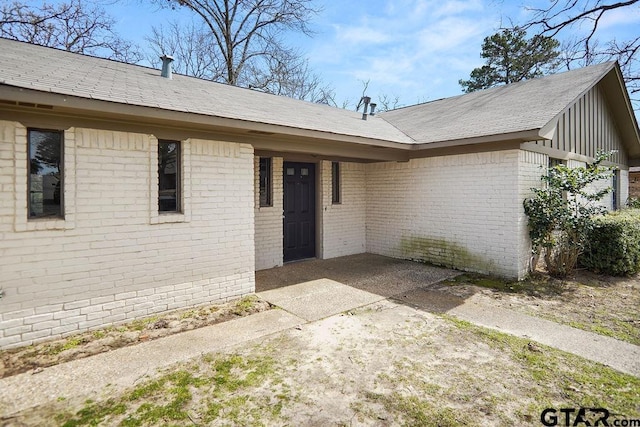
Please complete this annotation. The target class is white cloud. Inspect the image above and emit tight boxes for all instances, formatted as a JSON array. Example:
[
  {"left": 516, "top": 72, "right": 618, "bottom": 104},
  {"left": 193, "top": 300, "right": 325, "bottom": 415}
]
[
  {"left": 303, "top": 0, "right": 508, "bottom": 106},
  {"left": 416, "top": 16, "right": 488, "bottom": 53},
  {"left": 430, "top": 0, "right": 484, "bottom": 18},
  {"left": 334, "top": 24, "right": 392, "bottom": 45}
]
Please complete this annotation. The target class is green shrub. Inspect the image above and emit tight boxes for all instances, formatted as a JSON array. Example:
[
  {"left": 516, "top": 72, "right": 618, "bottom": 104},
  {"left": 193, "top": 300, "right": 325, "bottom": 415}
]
[
  {"left": 626, "top": 197, "right": 640, "bottom": 209},
  {"left": 523, "top": 151, "right": 615, "bottom": 278},
  {"left": 580, "top": 209, "right": 640, "bottom": 276}
]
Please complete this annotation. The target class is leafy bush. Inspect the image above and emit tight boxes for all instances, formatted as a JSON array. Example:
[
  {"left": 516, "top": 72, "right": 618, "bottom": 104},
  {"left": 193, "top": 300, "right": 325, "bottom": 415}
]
[
  {"left": 626, "top": 197, "right": 640, "bottom": 209},
  {"left": 523, "top": 152, "right": 615, "bottom": 278},
  {"left": 580, "top": 209, "right": 640, "bottom": 276}
]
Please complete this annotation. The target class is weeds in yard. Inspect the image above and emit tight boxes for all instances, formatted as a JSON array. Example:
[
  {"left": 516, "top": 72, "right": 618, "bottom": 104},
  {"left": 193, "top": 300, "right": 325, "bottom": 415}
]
[
  {"left": 444, "top": 316, "right": 640, "bottom": 418},
  {"left": 56, "top": 352, "right": 292, "bottom": 426},
  {"left": 443, "top": 272, "right": 640, "bottom": 346},
  {"left": 43, "top": 336, "right": 86, "bottom": 356},
  {"left": 231, "top": 295, "right": 258, "bottom": 315},
  {"left": 445, "top": 273, "right": 564, "bottom": 297},
  {"left": 129, "top": 316, "right": 159, "bottom": 332}
]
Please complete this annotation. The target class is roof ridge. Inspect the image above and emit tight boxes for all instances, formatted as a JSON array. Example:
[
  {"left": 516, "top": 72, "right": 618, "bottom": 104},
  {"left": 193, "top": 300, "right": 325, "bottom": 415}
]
[{"left": 382, "top": 61, "right": 617, "bottom": 113}]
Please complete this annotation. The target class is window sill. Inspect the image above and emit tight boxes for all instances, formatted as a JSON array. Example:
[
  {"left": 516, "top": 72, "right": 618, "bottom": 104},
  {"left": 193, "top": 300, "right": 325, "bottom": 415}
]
[
  {"left": 152, "top": 212, "right": 187, "bottom": 224},
  {"left": 16, "top": 217, "right": 74, "bottom": 232}
]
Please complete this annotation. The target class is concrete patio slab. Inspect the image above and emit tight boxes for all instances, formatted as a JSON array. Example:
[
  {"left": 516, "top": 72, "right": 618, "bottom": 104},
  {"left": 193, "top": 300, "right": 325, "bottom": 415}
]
[
  {"left": 257, "top": 278, "right": 386, "bottom": 321},
  {"left": 256, "top": 253, "right": 459, "bottom": 296}
]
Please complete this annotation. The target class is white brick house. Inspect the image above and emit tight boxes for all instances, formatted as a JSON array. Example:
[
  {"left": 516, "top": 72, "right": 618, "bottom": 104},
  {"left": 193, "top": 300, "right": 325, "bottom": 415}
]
[{"left": 1, "top": 38, "right": 639, "bottom": 348}]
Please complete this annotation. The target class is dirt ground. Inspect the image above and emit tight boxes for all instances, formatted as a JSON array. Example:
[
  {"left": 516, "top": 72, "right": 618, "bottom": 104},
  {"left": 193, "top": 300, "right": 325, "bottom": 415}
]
[
  {"left": 7, "top": 299, "right": 640, "bottom": 426},
  {"left": 1, "top": 254, "right": 639, "bottom": 426},
  {"left": 0, "top": 296, "right": 272, "bottom": 379},
  {"left": 433, "top": 269, "right": 640, "bottom": 346},
  {"left": 257, "top": 254, "right": 640, "bottom": 346}
]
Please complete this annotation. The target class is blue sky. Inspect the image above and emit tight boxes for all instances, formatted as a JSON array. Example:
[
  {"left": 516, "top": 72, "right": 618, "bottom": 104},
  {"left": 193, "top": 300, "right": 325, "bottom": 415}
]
[{"left": 102, "top": 0, "right": 640, "bottom": 108}]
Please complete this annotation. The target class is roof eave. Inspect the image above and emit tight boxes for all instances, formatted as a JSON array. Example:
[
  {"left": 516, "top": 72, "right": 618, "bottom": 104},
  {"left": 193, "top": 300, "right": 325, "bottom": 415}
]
[
  {"left": 0, "top": 84, "right": 414, "bottom": 151},
  {"left": 409, "top": 129, "right": 542, "bottom": 150}
]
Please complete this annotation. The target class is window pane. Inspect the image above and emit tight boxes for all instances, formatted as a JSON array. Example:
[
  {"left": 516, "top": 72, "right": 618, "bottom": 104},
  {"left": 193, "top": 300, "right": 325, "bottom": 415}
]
[
  {"left": 159, "top": 141, "right": 180, "bottom": 212},
  {"left": 28, "top": 129, "right": 63, "bottom": 218},
  {"left": 332, "top": 161, "right": 341, "bottom": 204},
  {"left": 259, "top": 157, "right": 272, "bottom": 207}
]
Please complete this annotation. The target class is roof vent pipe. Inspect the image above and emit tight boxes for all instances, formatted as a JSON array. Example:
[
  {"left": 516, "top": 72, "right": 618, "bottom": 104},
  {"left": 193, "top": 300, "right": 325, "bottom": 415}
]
[
  {"left": 369, "top": 103, "right": 377, "bottom": 116},
  {"left": 160, "top": 54, "right": 174, "bottom": 79},
  {"left": 361, "top": 96, "right": 371, "bottom": 120}
]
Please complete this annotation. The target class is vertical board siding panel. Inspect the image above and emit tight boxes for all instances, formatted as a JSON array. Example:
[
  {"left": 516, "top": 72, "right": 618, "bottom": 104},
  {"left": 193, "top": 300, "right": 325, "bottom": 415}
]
[
  {"left": 541, "top": 85, "right": 626, "bottom": 167},
  {"left": 579, "top": 96, "right": 585, "bottom": 156},
  {"left": 568, "top": 107, "right": 573, "bottom": 152},
  {"left": 564, "top": 110, "right": 570, "bottom": 152},
  {"left": 592, "top": 88, "right": 598, "bottom": 154},
  {"left": 587, "top": 94, "right": 592, "bottom": 156}
]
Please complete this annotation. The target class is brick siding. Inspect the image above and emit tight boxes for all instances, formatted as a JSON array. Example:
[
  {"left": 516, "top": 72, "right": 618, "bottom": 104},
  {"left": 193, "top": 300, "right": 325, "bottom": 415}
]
[
  {"left": 254, "top": 156, "right": 284, "bottom": 270},
  {"left": 365, "top": 150, "right": 531, "bottom": 278},
  {"left": 0, "top": 121, "right": 255, "bottom": 349},
  {"left": 320, "top": 161, "right": 366, "bottom": 259}
]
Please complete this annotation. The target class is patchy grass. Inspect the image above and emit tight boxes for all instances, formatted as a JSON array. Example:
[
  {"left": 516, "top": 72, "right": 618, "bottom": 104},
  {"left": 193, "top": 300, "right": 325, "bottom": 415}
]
[
  {"left": 54, "top": 352, "right": 293, "bottom": 426},
  {"left": 0, "top": 296, "right": 272, "bottom": 379},
  {"left": 128, "top": 316, "right": 159, "bottom": 332},
  {"left": 231, "top": 295, "right": 259, "bottom": 316},
  {"left": 350, "top": 315, "right": 640, "bottom": 426},
  {"left": 440, "top": 272, "right": 640, "bottom": 345},
  {"left": 377, "top": 393, "right": 476, "bottom": 427},
  {"left": 443, "top": 316, "right": 640, "bottom": 418},
  {"left": 7, "top": 298, "right": 640, "bottom": 427},
  {"left": 444, "top": 273, "right": 564, "bottom": 297},
  {"left": 41, "top": 337, "right": 87, "bottom": 356}
]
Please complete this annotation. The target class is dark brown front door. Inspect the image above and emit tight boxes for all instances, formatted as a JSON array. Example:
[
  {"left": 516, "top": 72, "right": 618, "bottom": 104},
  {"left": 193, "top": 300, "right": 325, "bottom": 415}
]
[{"left": 283, "top": 162, "right": 316, "bottom": 262}]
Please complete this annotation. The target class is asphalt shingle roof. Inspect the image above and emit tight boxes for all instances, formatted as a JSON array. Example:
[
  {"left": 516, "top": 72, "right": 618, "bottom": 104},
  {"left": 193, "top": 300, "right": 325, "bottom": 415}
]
[
  {"left": 0, "top": 38, "right": 413, "bottom": 144},
  {"left": 380, "top": 61, "right": 615, "bottom": 144},
  {"left": 0, "top": 38, "right": 619, "bottom": 147}
]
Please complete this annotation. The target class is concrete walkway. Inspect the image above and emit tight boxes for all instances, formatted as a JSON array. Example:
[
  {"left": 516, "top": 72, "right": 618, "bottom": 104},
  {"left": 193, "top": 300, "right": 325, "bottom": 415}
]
[
  {"left": 0, "top": 310, "right": 304, "bottom": 417},
  {"left": 260, "top": 279, "right": 640, "bottom": 377},
  {"left": 396, "top": 286, "right": 640, "bottom": 376},
  {"left": 1, "top": 274, "right": 638, "bottom": 418}
]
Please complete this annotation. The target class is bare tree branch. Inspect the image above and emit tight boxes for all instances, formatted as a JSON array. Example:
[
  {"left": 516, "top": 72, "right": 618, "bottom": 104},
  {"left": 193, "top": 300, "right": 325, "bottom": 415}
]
[
  {"left": 146, "top": 21, "right": 225, "bottom": 80},
  {"left": 0, "top": 0, "right": 142, "bottom": 62},
  {"left": 158, "top": 0, "right": 320, "bottom": 86},
  {"left": 516, "top": 0, "right": 640, "bottom": 103}
]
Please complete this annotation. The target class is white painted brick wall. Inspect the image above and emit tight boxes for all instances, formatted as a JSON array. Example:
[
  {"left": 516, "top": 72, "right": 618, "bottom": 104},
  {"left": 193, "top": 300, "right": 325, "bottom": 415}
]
[
  {"left": 620, "top": 169, "right": 629, "bottom": 206},
  {"left": 566, "top": 159, "right": 615, "bottom": 211},
  {"left": 0, "top": 122, "right": 255, "bottom": 349},
  {"left": 517, "top": 150, "right": 548, "bottom": 277},
  {"left": 365, "top": 150, "right": 525, "bottom": 278},
  {"left": 254, "top": 156, "right": 283, "bottom": 270},
  {"left": 320, "top": 161, "right": 366, "bottom": 259}
]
